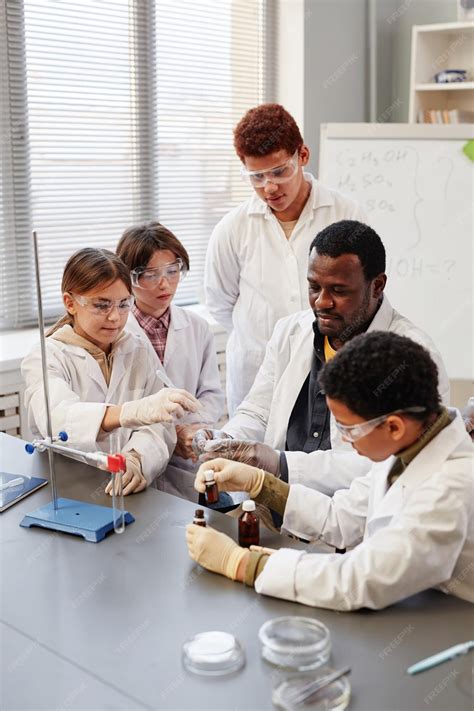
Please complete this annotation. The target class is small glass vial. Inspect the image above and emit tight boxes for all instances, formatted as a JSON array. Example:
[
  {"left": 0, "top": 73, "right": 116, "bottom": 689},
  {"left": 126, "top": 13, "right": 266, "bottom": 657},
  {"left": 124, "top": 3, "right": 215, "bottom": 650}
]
[
  {"left": 204, "top": 470, "right": 219, "bottom": 505},
  {"left": 193, "top": 509, "right": 206, "bottom": 527},
  {"left": 239, "top": 500, "right": 259, "bottom": 547}
]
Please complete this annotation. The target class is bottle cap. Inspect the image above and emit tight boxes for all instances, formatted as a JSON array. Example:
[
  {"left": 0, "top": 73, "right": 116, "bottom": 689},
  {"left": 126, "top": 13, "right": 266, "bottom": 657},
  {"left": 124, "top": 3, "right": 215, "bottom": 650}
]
[
  {"left": 204, "top": 470, "right": 215, "bottom": 482},
  {"left": 242, "top": 499, "right": 256, "bottom": 512},
  {"left": 194, "top": 509, "right": 205, "bottom": 518}
]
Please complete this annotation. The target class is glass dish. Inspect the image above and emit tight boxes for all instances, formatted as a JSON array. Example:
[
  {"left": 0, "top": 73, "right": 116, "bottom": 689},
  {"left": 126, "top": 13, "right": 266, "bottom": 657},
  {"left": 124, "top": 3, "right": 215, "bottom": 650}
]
[
  {"left": 182, "top": 630, "right": 245, "bottom": 676},
  {"left": 259, "top": 616, "right": 331, "bottom": 671},
  {"left": 272, "top": 668, "right": 351, "bottom": 710}
]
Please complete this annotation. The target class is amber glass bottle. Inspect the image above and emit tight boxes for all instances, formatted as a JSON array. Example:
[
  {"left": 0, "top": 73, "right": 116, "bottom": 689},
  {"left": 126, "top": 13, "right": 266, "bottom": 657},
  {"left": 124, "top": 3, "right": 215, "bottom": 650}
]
[
  {"left": 238, "top": 500, "right": 260, "bottom": 547},
  {"left": 204, "top": 470, "right": 219, "bottom": 505},
  {"left": 193, "top": 509, "right": 206, "bottom": 527}
]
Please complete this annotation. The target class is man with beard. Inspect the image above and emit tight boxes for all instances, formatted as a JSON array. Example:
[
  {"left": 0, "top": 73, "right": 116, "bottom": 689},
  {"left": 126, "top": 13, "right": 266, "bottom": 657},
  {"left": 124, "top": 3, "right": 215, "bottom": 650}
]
[{"left": 194, "top": 220, "right": 450, "bottom": 496}]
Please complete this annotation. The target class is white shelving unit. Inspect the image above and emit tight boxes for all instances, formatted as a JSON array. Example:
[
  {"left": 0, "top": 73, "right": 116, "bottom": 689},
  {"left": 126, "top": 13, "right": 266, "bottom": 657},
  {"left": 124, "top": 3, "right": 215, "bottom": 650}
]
[{"left": 409, "top": 21, "right": 474, "bottom": 123}]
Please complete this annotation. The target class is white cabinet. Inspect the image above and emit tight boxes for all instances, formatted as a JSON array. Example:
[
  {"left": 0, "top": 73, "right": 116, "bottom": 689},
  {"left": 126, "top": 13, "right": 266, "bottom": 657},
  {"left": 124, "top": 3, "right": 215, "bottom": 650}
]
[{"left": 409, "top": 22, "right": 474, "bottom": 123}]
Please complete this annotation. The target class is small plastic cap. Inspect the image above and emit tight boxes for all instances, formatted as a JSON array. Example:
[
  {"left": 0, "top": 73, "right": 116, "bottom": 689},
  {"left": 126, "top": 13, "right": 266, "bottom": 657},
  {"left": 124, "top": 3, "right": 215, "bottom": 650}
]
[
  {"left": 194, "top": 509, "right": 205, "bottom": 518},
  {"left": 204, "top": 470, "right": 215, "bottom": 482},
  {"left": 25, "top": 443, "right": 35, "bottom": 455},
  {"left": 242, "top": 499, "right": 256, "bottom": 512},
  {"left": 107, "top": 453, "right": 126, "bottom": 473},
  {"left": 58, "top": 431, "right": 68, "bottom": 442}
]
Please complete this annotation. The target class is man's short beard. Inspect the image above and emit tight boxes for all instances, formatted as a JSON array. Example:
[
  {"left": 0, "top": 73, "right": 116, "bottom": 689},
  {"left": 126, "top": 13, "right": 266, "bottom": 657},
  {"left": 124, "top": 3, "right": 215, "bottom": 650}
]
[{"left": 337, "top": 287, "right": 372, "bottom": 343}]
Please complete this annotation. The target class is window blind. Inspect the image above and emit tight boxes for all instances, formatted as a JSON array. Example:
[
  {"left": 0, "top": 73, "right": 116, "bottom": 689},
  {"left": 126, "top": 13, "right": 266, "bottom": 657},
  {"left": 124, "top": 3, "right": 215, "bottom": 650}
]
[
  {"left": 151, "top": 0, "right": 276, "bottom": 304},
  {"left": 0, "top": 0, "right": 276, "bottom": 329}
]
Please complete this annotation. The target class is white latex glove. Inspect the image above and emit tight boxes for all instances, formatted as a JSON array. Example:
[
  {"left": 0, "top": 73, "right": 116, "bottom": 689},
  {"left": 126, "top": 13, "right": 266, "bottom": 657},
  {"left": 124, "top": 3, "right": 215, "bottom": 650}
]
[
  {"left": 105, "top": 452, "right": 147, "bottom": 496},
  {"left": 120, "top": 388, "right": 199, "bottom": 428},
  {"left": 186, "top": 524, "right": 247, "bottom": 580},
  {"left": 192, "top": 428, "right": 232, "bottom": 456},
  {"left": 194, "top": 458, "right": 265, "bottom": 499}
]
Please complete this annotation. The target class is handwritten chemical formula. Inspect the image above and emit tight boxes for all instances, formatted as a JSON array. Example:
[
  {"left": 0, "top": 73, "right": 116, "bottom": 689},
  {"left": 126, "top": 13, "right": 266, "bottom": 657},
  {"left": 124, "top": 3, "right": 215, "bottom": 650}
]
[
  {"left": 387, "top": 257, "right": 456, "bottom": 280},
  {"left": 320, "top": 132, "right": 473, "bottom": 380}
]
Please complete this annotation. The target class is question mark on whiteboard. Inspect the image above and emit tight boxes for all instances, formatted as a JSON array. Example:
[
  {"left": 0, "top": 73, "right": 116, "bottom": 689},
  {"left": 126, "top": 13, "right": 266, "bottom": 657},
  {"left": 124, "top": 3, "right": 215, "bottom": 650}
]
[{"left": 444, "top": 260, "right": 455, "bottom": 278}]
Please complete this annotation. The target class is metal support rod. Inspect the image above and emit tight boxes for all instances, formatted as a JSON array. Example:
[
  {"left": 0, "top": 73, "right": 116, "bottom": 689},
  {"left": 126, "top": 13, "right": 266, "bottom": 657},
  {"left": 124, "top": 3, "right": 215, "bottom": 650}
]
[
  {"left": 31, "top": 439, "right": 109, "bottom": 470},
  {"left": 32, "top": 231, "right": 58, "bottom": 509}
]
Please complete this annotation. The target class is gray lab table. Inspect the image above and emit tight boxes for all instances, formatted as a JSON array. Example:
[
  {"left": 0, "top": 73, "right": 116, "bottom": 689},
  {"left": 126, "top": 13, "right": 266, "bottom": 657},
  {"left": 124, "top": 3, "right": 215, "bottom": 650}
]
[{"left": 1, "top": 433, "right": 472, "bottom": 710}]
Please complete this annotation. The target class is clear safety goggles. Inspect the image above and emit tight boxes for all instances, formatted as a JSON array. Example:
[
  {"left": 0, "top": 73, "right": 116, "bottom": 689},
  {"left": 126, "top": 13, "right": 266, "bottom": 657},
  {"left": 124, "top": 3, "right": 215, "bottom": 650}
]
[
  {"left": 240, "top": 150, "right": 299, "bottom": 188},
  {"left": 130, "top": 258, "right": 187, "bottom": 289},
  {"left": 335, "top": 407, "right": 426, "bottom": 443},
  {"left": 71, "top": 293, "right": 134, "bottom": 316}
]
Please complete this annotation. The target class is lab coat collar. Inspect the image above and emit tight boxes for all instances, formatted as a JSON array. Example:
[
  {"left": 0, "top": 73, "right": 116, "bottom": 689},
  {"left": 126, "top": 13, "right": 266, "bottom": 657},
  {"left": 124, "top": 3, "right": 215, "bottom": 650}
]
[
  {"left": 105, "top": 331, "right": 147, "bottom": 398},
  {"left": 163, "top": 305, "right": 190, "bottom": 367},
  {"left": 274, "top": 313, "right": 315, "bottom": 440},
  {"left": 367, "top": 410, "right": 466, "bottom": 536},
  {"left": 291, "top": 308, "right": 314, "bottom": 329},
  {"left": 50, "top": 330, "right": 139, "bottom": 397},
  {"left": 168, "top": 303, "right": 191, "bottom": 332},
  {"left": 366, "top": 294, "right": 393, "bottom": 332},
  {"left": 245, "top": 172, "right": 334, "bottom": 217}
]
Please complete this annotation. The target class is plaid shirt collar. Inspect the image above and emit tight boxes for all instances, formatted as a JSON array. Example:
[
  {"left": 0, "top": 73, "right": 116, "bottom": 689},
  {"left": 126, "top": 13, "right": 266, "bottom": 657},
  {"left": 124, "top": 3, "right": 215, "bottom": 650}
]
[{"left": 132, "top": 304, "right": 171, "bottom": 334}]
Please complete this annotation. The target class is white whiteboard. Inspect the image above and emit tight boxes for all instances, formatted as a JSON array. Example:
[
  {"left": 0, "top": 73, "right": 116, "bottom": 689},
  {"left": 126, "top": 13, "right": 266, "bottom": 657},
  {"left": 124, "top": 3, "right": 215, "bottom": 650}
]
[{"left": 319, "top": 124, "right": 474, "bottom": 381}]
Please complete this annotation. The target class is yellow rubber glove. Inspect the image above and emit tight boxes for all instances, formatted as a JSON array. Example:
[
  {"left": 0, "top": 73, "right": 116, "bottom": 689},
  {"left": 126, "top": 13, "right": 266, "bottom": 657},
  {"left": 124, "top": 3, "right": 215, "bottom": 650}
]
[
  {"left": 194, "top": 458, "right": 266, "bottom": 498},
  {"left": 186, "top": 524, "right": 247, "bottom": 580},
  {"left": 105, "top": 451, "right": 147, "bottom": 496},
  {"left": 120, "top": 388, "right": 199, "bottom": 427}
]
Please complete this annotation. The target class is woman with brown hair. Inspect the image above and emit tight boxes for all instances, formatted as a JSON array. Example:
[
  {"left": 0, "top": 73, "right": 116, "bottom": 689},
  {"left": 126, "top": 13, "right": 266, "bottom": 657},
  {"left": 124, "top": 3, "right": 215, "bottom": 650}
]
[
  {"left": 22, "top": 248, "right": 199, "bottom": 494},
  {"left": 117, "top": 222, "right": 227, "bottom": 504}
]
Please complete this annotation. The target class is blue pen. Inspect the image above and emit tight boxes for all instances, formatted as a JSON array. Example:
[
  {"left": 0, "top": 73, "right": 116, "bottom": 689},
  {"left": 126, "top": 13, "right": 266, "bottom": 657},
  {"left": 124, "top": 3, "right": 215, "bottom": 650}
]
[{"left": 407, "top": 641, "right": 474, "bottom": 675}]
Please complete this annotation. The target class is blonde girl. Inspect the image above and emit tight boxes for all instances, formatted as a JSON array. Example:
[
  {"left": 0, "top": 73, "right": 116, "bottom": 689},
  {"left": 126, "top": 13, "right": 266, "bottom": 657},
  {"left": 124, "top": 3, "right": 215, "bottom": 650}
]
[{"left": 22, "top": 248, "right": 198, "bottom": 494}]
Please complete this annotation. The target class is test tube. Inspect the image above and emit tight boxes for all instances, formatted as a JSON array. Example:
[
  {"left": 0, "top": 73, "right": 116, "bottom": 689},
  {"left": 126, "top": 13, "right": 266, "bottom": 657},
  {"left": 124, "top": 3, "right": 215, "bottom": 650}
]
[{"left": 109, "top": 433, "right": 126, "bottom": 534}]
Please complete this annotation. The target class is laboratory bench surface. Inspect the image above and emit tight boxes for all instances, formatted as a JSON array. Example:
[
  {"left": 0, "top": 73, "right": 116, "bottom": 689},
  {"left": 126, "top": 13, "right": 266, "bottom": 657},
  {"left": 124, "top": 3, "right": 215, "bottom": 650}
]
[{"left": 1, "top": 432, "right": 472, "bottom": 711}]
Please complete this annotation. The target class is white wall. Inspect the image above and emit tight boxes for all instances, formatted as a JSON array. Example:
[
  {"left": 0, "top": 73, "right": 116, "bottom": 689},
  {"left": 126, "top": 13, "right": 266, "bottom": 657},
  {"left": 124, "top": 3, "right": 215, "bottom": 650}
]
[
  {"left": 277, "top": 0, "right": 305, "bottom": 132},
  {"left": 300, "top": 0, "right": 459, "bottom": 164},
  {"left": 303, "top": 0, "right": 368, "bottom": 167},
  {"left": 375, "top": 0, "right": 458, "bottom": 122}
]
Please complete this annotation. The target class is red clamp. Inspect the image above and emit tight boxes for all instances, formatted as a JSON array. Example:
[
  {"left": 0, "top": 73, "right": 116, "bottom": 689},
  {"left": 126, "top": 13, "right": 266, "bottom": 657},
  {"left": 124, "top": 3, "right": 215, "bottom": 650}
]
[{"left": 107, "top": 453, "right": 126, "bottom": 473}]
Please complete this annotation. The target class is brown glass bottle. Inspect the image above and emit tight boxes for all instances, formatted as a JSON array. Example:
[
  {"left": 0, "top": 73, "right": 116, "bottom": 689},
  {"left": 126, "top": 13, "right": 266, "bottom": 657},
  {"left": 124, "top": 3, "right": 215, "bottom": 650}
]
[
  {"left": 238, "top": 500, "right": 259, "bottom": 547},
  {"left": 193, "top": 509, "right": 206, "bottom": 527},
  {"left": 204, "top": 470, "right": 219, "bottom": 505}
]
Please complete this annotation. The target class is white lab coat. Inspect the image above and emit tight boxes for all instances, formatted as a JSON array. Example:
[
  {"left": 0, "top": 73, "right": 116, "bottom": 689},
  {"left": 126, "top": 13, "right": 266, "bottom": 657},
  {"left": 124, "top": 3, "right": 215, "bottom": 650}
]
[
  {"left": 205, "top": 173, "right": 367, "bottom": 415},
  {"left": 21, "top": 330, "right": 176, "bottom": 485},
  {"left": 255, "top": 410, "right": 474, "bottom": 610},
  {"left": 126, "top": 306, "right": 224, "bottom": 500},
  {"left": 126, "top": 306, "right": 224, "bottom": 426},
  {"left": 225, "top": 295, "right": 450, "bottom": 495}
]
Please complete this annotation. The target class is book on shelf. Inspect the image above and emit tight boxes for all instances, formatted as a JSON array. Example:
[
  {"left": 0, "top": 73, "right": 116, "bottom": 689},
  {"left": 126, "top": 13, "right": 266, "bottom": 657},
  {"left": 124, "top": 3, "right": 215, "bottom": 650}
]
[{"left": 417, "top": 108, "right": 474, "bottom": 124}]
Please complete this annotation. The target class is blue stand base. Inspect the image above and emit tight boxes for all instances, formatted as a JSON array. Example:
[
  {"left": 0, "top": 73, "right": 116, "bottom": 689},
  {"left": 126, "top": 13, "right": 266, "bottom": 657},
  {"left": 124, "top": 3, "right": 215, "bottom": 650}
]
[{"left": 20, "top": 498, "right": 135, "bottom": 543}]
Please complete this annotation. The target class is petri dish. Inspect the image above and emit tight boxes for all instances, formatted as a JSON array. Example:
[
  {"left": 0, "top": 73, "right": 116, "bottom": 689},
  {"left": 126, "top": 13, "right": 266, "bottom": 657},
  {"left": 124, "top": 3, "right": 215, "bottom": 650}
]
[
  {"left": 259, "top": 616, "right": 331, "bottom": 671},
  {"left": 182, "top": 631, "right": 245, "bottom": 676},
  {"left": 272, "top": 668, "right": 351, "bottom": 711}
]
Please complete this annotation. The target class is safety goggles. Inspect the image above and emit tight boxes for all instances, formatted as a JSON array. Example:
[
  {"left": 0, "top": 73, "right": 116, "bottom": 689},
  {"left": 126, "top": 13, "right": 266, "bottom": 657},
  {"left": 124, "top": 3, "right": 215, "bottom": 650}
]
[
  {"left": 240, "top": 150, "right": 300, "bottom": 188},
  {"left": 334, "top": 407, "right": 426, "bottom": 443},
  {"left": 71, "top": 293, "right": 134, "bottom": 316},
  {"left": 130, "top": 258, "right": 186, "bottom": 289}
]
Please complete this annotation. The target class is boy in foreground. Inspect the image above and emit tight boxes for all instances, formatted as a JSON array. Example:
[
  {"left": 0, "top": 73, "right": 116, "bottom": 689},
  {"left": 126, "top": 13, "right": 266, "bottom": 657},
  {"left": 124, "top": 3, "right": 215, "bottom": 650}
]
[{"left": 186, "top": 332, "right": 473, "bottom": 610}]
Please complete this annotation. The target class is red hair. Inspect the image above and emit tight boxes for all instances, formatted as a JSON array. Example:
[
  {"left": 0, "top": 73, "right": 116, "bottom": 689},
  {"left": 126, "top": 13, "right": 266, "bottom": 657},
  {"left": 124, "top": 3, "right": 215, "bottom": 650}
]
[{"left": 233, "top": 104, "right": 303, "bottom": 160}]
